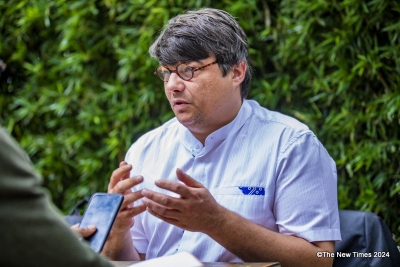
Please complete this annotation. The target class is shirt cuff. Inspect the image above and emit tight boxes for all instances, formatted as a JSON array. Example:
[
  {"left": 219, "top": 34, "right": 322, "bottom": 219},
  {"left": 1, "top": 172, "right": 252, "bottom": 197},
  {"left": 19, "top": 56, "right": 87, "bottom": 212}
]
[
  {"left": 132, "top": 238, "right": 149, "bottom": 254},
  {"left": 291, "top": 228, "right": 342, "bottom": 243}
]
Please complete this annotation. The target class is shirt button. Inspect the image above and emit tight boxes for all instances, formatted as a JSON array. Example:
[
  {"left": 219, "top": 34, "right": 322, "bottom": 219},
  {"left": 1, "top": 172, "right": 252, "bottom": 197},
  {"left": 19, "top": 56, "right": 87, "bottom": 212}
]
[{"left": 195, "top": 144, "right": 200, "bottom": 149}]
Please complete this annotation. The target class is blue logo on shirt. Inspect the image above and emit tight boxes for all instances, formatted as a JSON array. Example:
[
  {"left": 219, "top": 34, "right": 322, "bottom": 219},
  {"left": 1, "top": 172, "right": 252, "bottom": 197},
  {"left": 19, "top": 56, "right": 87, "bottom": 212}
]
[{"left": 238, "top": 187, "right": 265, "bottom": 195}]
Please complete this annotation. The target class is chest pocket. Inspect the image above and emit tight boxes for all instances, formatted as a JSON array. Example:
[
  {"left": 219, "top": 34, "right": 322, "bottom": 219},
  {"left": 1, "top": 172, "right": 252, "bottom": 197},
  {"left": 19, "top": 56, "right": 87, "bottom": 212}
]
[{"left": 215, "top": 186, "right": 267, "bottom": 225}]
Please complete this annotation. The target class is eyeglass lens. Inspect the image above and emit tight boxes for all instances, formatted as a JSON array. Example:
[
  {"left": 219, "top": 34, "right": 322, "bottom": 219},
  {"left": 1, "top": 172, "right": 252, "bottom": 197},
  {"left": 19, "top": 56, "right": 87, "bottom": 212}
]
[{"left": 156, "top": 64, "right": 194, "bottom": 82}]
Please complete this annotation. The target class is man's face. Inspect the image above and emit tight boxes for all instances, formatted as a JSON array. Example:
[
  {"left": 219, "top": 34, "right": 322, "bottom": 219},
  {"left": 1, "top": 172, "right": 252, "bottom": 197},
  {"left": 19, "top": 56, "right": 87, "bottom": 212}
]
[{"left": 162, "top": 55, "right": 242, "bottom": 136}]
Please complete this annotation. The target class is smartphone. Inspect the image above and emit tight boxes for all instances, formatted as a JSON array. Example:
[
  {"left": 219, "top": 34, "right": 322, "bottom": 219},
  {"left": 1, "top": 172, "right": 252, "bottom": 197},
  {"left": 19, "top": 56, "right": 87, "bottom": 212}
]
[{"left": 79, "top": 193, "right": 124, "bottom": 253}]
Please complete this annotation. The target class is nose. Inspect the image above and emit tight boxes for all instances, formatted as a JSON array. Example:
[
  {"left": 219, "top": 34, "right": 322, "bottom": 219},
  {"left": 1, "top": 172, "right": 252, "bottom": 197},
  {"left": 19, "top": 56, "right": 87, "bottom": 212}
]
[{"left": 165, "top": 72, "right": 185, "bottom": 93}]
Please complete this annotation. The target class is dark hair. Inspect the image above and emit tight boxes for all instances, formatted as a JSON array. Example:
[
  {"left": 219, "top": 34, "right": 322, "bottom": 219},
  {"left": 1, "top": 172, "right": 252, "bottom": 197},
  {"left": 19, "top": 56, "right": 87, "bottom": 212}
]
[{"left": 149, "top": 8, "right": 252, "bottom": 99}]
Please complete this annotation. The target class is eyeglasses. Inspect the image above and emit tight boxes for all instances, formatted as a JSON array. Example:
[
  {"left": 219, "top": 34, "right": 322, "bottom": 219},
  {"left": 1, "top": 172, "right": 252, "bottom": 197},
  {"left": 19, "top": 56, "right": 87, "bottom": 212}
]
[{"left": 154, "top": 61, "right": 218, "bottom": 82}]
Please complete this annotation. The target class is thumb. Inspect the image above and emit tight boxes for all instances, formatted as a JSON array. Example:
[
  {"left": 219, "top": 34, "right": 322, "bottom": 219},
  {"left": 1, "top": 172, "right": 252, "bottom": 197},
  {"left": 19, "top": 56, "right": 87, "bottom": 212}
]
[
  {"left": 176, "top": 168, "right": 203, "bottom": 188},
  {"left": 71, "top": 224, "right": 97, "bottom": 238}
]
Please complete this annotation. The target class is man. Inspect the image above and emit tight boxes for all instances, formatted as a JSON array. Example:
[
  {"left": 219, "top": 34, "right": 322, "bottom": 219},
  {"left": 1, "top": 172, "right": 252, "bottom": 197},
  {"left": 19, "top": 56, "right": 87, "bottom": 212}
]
[
  {"left": 103, "top": 8, "right": 341, "bottom": 266},
  {"left": 0, "top": 126, "right": 114, "bottom": 267}
]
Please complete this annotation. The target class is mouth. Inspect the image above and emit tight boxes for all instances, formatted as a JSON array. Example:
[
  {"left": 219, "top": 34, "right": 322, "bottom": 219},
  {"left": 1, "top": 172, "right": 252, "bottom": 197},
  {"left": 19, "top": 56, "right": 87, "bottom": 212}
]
[{"left": 173, "top": 99, "right": 190, "bottom": 106}]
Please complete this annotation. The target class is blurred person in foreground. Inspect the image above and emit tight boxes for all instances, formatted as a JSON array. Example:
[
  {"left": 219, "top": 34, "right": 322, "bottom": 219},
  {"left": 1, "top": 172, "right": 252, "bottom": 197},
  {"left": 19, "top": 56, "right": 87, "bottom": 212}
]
[
  {"left": 0, "top": 119, "right": 113, "bottom": 265},
  {"left": 102, "top": 8, "right": 341, "bottom": 267}
]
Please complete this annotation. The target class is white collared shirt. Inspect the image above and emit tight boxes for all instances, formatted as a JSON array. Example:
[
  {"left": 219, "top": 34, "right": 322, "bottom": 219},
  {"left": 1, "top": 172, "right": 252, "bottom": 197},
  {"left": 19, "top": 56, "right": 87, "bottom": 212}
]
[{"left": 126, "top": 100, "right": 341, "bottom": 262}]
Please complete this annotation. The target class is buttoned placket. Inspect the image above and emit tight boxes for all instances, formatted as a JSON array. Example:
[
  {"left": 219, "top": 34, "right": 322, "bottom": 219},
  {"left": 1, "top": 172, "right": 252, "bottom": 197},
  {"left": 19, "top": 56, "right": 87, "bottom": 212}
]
[{"left": 174, "top": 101, "right": 251, "bottom": 255}]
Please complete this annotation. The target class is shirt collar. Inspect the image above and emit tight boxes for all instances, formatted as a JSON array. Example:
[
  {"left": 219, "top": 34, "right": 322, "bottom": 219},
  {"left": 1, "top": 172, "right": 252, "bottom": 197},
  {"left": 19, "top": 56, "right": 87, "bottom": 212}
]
[{"left": 178, "top": 100, "right": 252, "bottom": 156}]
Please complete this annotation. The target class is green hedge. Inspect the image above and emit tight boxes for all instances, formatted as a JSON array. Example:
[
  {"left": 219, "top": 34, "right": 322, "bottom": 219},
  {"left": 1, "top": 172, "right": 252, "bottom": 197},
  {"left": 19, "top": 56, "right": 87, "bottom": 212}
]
[{"left": 1, "top": 0, "right": 399, "bottom": 243}]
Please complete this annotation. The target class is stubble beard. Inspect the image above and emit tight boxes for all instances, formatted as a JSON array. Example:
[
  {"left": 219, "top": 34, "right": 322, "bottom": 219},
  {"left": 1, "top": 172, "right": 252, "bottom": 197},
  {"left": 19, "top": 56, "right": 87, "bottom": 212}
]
[{"left": 175, "top": 108, "right": 208, "bottom": 132}]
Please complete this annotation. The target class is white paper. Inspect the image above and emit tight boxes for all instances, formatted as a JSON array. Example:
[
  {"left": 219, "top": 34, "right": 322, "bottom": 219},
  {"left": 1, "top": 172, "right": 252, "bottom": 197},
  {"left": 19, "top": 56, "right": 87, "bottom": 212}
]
[{"left": 127, "top": 252, "right": 203, "bottom": 267}]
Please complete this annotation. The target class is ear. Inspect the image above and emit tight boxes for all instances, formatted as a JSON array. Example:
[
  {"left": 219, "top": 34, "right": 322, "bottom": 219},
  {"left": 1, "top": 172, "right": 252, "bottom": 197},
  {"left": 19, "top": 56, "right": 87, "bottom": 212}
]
[{"left": 231, "top": 60, "right": 247, "bottom": 89}]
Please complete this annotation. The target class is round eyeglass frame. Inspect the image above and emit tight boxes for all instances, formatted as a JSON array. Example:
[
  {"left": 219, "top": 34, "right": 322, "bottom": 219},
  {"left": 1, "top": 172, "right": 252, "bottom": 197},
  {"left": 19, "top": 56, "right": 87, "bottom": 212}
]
[{"left": 154, "top": 61, "right": 218, "bottom": 82}]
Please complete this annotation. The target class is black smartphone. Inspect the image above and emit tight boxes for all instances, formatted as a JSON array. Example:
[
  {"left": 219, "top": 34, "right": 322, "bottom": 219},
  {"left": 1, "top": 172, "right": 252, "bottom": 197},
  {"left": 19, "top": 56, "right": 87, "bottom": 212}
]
[{"left": 79, "top": 193, "right": 124, "bottom": 253}]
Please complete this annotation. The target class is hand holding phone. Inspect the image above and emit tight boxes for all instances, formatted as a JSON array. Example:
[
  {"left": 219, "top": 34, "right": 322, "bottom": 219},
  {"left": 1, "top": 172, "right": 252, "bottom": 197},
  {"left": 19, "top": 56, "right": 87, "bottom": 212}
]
[{"left": 79, "top": 193, "right": 124, "bottom": 253}]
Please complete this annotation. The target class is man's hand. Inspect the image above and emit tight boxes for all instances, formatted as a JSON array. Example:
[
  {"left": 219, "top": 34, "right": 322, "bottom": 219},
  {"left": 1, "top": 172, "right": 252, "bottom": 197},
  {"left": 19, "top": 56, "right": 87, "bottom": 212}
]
[
  {"left": 71, "top": 223, "right": 96, "bottom": 238},
  {"left": 101, "top": 161, "right": 146, "bottom": 261},
  {"left": 141, "top": 168, "right": 224, "bottom": 233},
  {"left": 107, "top": 161, "right": 146, "bottom": 235}
]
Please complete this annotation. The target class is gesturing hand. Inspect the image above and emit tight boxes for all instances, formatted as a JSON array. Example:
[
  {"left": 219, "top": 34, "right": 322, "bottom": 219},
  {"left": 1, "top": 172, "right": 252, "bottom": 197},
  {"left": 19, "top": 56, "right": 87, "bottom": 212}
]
[
  {"left": 141, "top": 168, "right": 224, "bottom": 233},
  {"left": 107, "top": 161, "right": 146, "bottom": 235}
]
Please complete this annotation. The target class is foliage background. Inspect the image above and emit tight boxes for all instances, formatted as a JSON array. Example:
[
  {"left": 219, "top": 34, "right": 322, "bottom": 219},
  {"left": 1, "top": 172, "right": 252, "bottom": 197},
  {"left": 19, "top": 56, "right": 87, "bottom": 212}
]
[{"left": 1, "top": 0, "right": 399, "bottom": 243}]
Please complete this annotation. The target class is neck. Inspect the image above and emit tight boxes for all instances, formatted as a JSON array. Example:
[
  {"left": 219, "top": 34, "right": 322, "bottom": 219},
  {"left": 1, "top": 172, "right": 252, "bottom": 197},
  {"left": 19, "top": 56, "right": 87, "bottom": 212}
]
[{"left": 189, "top": 98, "right": 243, "bottom": 145}]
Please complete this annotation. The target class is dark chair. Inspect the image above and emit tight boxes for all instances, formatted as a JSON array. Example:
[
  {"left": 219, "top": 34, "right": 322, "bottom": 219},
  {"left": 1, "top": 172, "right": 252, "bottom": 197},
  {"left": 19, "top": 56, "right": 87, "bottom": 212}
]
[
  {"left": 334, "top": 210, "right": 400, "bottom": 267},
  {"left": 64, "top": 198, "right": 88, "bottom": 226}
]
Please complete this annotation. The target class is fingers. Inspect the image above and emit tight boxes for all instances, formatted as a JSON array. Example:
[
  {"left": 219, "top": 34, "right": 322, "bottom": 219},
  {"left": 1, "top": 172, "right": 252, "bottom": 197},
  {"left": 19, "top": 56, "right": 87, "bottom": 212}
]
[
  {"left": 142, "top": 197, "right": 180, "bottom": 219},
  {"left": 71, "top": 223, "right": 97, "bottom": 238},
  {"left": 119, "top": 161, "right": 130, "bottom": 181},
  {"left": 142, "top": 189, "right": 182, "bottom": 210},
  {"left": 108, "top": 163, "right": 132, "bottom": 190},
  {"left": 110, "top": 176, "right": 144, "bottom": 194},
  {"left": 153, "top": 169, "right": 203, "bottom": 198},
  {"left": 154, "top": 180, "right": 191, "bottom": 198},
  {"left": 176, "top": 168, "right": 203, "bottom": 188},
  {"left": 119, "top": 161, "right": 128, "bottom": 168},
  {"left": 145, "top": 205, "right": 181, "bottom": 225},
  {"left": 118, "top": 204, "right": 147, "bottom": 219},
  {"left": 120, "top": 189, "right": 145, "bottom": 210}
]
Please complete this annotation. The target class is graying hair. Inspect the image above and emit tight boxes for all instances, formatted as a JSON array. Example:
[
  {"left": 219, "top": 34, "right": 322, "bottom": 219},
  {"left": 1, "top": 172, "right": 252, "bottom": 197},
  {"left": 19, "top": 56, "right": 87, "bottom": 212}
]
[{"left": 149, "top": 8, "right": 252, "bottom": 99}]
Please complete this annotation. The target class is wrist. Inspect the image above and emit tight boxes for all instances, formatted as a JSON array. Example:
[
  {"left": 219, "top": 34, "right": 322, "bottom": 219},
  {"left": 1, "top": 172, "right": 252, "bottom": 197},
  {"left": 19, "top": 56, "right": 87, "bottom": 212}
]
[
  {"left": 102, "top": 230, "right": 133, "bottom": 260},
  {"left": 108, "top": 228, "right": 130, "bottom": 242},
  {"left": 204, "top": 204, "right": 230, "bottom": 236}
]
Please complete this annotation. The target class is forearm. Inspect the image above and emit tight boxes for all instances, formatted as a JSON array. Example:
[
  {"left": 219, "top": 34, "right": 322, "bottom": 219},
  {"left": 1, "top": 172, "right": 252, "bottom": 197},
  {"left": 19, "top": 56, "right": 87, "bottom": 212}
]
[
  {"left": 205, "top": 207, "right": 334, "bottom": 267},
  {"left": 102, "top": 231, "right": 141, "bottom": 261}
]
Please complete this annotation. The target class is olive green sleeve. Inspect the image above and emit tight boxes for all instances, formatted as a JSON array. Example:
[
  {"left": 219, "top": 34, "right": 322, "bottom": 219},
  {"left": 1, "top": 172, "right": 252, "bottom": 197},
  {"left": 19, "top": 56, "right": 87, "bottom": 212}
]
[{"left": 0, "top": 127, "right": 114, "bottom": 267}]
